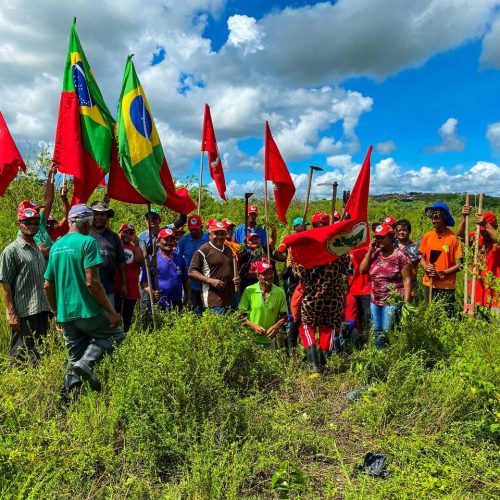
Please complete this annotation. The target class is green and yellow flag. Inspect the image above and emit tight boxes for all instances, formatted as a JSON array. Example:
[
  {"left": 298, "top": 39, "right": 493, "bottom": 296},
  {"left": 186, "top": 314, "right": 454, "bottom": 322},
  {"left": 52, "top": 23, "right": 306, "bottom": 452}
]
[{"left": 112, "top": 56, "right": 196, "bottom": 213}]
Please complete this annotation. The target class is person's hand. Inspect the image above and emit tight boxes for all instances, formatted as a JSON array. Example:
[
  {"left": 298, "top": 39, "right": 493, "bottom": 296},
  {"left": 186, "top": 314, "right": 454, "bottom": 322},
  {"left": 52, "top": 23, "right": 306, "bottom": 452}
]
[
  {"left": 425, "top": 264, "right": 436, "bottom": 276},
  {"left": 48, "top": 162, "right": 58, "bottom": 181},
  {"left": 210, "top": 278, "right": 225, "bottom": 290},
  {"left": 152, "top": 290, "right": 161, "bottom": 300},
  {"left": 266, "top": 325, "right": 279, "bottom": 339},
  {"left": 60, "top": 185, "right": 68, "bottom": 201},
  {"left": 462, "top": 205, "right": 472, "bottom": 217},
  {"left": 120, "top": 284, "right": 128, "bottom": 298},
  {"left": 132, "top": 235, "right": 139, "bottom": 246},
  {"left": 8, "top": 312, "right": 20, "bottom": 331},
  {"left": 108, "top": 310, "right": 122, "bottom": 329},
  {"left": 254, "top": 325, "right": 266, "bottom": 336},
  {"left": 475, "top": 214, "right": 486, "bottom": 227},
  {"left": 54, "top": 322, "right": 62, "bottom": 333},
  {"left": 369, "top": 238, "right": 377, "bottom": 252},
  {"left": 437, "top": 271, "right": 446, "bottom": 279},
  {"left": 233, "top": 275, "right": 241, "bottom": 288}
]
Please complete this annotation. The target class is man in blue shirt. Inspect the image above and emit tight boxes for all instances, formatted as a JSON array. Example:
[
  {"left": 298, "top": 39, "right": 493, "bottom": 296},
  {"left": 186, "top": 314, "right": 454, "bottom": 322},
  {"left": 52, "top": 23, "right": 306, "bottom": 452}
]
[
  {"left": 176, "top": 214, "right": 209, "bottom": 313},
  {"left": 234, "top": 205, "right": 267, "bottom": 246}
]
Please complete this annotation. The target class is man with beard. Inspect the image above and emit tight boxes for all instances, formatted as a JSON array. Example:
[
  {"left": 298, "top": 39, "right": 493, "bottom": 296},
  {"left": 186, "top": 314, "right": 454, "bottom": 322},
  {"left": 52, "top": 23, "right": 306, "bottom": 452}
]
[
  {"left": 239, "top": 261, "right": 288, "bottom": 349},
  {"left": 89, "top": 201, "right": 126, "bottom": 305}
]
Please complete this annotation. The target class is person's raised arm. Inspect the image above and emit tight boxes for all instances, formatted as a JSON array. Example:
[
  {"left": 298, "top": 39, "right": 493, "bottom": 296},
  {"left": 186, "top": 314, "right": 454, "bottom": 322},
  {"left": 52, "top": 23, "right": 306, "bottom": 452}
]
[
  {"left": 40, "top": 163, "right": 57, "bottom": 217},
  {"left": 455, "top": 204, "right": 471, "bottom": 240},
  {"left": 172, "top": 213, "right": 187, "bottom": 230},
  {"left": 359, "top": 239, "right": 376, "bottom": 274}
]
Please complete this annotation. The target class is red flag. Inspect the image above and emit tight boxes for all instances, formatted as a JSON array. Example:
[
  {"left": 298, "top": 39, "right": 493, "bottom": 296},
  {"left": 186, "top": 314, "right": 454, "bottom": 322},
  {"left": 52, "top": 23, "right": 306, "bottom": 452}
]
[
  {"left": 108, "top": 137, "right": 196, "bottom": 215},
  {"left": 264, "top": 121, "right": 295, "bottom": 223},
  {"left": 284, "top": 146, "right": 372, "bottom": 268},
  {"left": 201, "top": 104, "right": 226, "bottom": 201},
  {"left": 0, "top": 111, "right": 26, "bottom": 196}
]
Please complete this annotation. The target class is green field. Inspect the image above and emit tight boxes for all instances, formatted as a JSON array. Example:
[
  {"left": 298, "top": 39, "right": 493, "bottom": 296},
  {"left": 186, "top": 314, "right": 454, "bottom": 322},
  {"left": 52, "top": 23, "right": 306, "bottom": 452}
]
[{"left": 0, "top": 164, "right": 498, "bottom": 498}]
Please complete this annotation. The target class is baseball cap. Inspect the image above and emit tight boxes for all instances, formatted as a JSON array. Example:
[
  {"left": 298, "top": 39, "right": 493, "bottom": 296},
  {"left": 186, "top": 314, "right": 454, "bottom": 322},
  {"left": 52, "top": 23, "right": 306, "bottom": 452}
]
[
  {"left": 17, "top": 207, "right": 40, "bottom": 221},
  {"left": 158, "top": 228, "right": 176, "bottom": 239},
  {"left": 383, "top": 216, "right": 397, "bottom": 226},
  {"left": 481, "top": 212, "right": 497, "bottom": 230},
  {"left": 245, "top": 232, "right": 260, "bottom": 242},
  {"left": 292, "top": 216, "right": 309, "bottom": 227},
  {"left": 188, "top": 214, "right": 203, "bottom": 229},
  {"left": 208, "top": 221, "right": 227, "bottom": 232},
  {"left": 311, "top": 212, "right": 330, "bottom": 224},
  {"left": 68, "top": 204, "right": 94, "bottom": 221},
  {"left": 90, "top": 201, "right": 114, "bottom": 218},
  {"left": 373, "top": 223, "right": 394, "bottom": 237},
  {"left": 247, "top": 205, "right": 258, "bottom": 214},
  {"left": 254, "top": 260, "right": 274, "bottom": 274},
  {"left": 17, "top": 199, "right": 42, "bottom": 211},
  {"left": 119, "top": 223, "right": 135, "bottom": 233},
  {"left": 222, "top": 218, "right": 236, "bottom": 228}
]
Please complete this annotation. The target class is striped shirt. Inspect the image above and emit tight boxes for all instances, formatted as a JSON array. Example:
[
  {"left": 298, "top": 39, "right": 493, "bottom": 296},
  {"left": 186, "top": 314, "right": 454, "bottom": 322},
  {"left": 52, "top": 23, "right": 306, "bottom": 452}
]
[{"left": 0, "top": 236, "right": 50, "bottom": 318}]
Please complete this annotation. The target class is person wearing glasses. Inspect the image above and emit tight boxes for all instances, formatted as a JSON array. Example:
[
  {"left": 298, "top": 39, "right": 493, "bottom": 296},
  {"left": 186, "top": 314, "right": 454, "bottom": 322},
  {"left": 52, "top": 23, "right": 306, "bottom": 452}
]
[{"left": 0, "top": 205, "right": 51, "bottom": 361}]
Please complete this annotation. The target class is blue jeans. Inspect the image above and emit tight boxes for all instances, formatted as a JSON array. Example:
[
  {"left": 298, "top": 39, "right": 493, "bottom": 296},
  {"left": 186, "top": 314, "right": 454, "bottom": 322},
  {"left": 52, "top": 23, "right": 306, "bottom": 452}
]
[{"left": 370, "top": 303, "right": 398, "bottom": 349}]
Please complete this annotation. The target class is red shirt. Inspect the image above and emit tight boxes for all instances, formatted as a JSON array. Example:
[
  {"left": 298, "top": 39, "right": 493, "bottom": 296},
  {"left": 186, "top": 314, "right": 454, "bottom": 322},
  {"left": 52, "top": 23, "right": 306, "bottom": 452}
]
[
  {"left": 349, "top": 247, "right": 371, "bottom": 296},
  {"left": 115, "top": 243, "right": 141, "bottom": 300}
]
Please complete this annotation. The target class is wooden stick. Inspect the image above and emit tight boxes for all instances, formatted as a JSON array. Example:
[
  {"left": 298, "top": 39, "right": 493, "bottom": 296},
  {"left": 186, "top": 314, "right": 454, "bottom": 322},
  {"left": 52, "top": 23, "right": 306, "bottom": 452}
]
[
  {"left": 146, "top": 203, "right": 160, "bottom": 291},
  {"left": 263, "top": 179, "right": 271, "bottom": 261},
  {"left": 197, "top": 151, "right": 204, "bottom": 215},
  {"left": 429, "top": 277, "right": 434, "bottom": 304},
  {"left": 232, "top": 255, "right": 240, "bottom": 293},
  {"left": 140, "top": 241, "right": 157, "bottom": 331},
  {"left": 463, "top": 193, "right": 470, "bottom": 312},
  {"left": 469, "top": 193, "right": 484, "bottom": 314},
  {"left": 331, "top": 181, "right": 338, "bottom": 222},
  {"left": 301, "top": 168, "right": 314, "bottom": 231}
]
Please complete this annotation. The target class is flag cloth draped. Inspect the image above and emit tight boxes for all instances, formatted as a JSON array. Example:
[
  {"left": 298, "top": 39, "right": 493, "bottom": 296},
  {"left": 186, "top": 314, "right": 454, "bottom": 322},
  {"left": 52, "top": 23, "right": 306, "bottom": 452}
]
[
  {"left": 53, "top": 18, "right": 114, "bottom": 204},
  {"left": 201, "top": 104, "right": 226, "bottom": 201},
  {"left": 284, "top": 145, "right": 372, "bottom": 268},
  {"left": 0, "top": 111, "right": 26, "bottom": 196},
  {"left": 264, "top": 121, "right": 295, "bottom": 223},
  {"left": 108, "top": 56, "right": 196, "bottom": 214}
]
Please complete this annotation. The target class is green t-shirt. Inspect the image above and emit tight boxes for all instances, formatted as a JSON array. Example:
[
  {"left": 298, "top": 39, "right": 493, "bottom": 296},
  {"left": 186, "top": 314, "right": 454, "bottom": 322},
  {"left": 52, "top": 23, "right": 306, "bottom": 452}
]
[
  {"left": 44, "top": 232, "right": 104, "bottom": 323},
  {"left": 18, "top": 212, "right": 53, "bottom": 249},
  {"left": 239, "top": 282, "right": 287, "bottom": 345}
]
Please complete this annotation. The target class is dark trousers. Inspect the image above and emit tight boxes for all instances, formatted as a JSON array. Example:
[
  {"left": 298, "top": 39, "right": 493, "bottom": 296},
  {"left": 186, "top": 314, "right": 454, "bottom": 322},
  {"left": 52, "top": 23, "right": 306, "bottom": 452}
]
[
  {"left": 114, "top": 296, "right": 137, "bottom": 333},
  {"left": 354, "top": 294, "right": 372, "bottom": 333},
  {"left": 423, "top": 286, "right": 456, "bottom": 316},
  {"left": 9, "top": 312, "right": 50, "bottom": 361},
  {"left": 191, "top": 289, "right": 205, "bottom": 315}
]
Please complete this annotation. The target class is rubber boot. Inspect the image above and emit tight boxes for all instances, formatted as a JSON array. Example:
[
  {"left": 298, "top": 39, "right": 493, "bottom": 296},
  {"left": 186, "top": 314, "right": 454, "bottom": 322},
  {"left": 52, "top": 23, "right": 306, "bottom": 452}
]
[
  {"left": 61, "top": 369, "right": 82, "bottom": 406},
  {"left": 73, "top": 344, "right": 105, "bottom": 391},
  {"left": 305, "top": 346, "right": 321, "bottom": 376}
]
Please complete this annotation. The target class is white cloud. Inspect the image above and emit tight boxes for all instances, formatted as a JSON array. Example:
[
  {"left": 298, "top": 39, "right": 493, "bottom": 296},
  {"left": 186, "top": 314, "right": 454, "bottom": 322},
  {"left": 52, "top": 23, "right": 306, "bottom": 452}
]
[
  {"left": 480, "top": 13, "right": 500, "bottom": 68},
  {"left": 424, "top": 118, "right": 465, "bottom": 153},
  {"left": 227, "top": 15, "right": 264, "bottom": 54},
  {"left": 376, "top": 140, "right": 397, "bottom": 155},
  {"left": 486, "top": 121, "right": 500, "bottom": 151}
]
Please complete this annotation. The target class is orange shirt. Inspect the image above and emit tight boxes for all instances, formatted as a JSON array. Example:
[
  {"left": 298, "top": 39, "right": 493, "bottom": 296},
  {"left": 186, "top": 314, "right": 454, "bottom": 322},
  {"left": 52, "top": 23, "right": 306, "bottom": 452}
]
[{"left": 419, "top": 229, "right": 462, "bottom": 289}]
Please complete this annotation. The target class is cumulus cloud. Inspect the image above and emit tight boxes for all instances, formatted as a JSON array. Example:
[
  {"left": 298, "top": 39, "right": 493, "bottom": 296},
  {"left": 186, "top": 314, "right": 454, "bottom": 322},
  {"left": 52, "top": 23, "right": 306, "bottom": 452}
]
[
  {"left": 480, "top": 13, "right": 500, "bottom": 68},
  {"left": 424, "top": 118, "right": 465, "bottom": 153},
  {"left": 376, "top": 140, "right": 397, "bottom": 155},
  {"left": 486, "top": 121, "right": 500, "bottom": 151},
  {"left": 227, "top": 15, "right": 264, "bottom": 54}
]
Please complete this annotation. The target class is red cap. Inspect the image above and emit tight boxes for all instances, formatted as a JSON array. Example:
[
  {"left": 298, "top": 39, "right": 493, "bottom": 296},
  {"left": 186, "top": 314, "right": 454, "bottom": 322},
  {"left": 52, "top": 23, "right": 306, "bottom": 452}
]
[
  {"left": 245, "top": 232, "right": 260, "bottom": 242},
  {"left": 208, "top": 221, "right": 227, "bottom": 232},
  {"left": 254, "top": 260, "right": 274, "bottom": 274},
  {"left": 17, "top": 199, "right": 41, "bottom": 211},
  {"left": 222, "top": 218, "right": 235, "bottom": 228},
  {"left": 119, "top": 223, "right": 135, "bottom": 233},
  {"left": 187, "top": 215, "right": 202, "bottom": 229},
  {"left": 158, "top": 228, "right": 176, "bottom": 239},
  {"left": 311, "top": 212, "right": 330, "bottom": 224},
  {"left": 373, "top": 223, "right": 394, "bottom": 236},
  {"left": 383, "top": 216, "right": 397, "bottom": 226},
  {"left": 247, "top": 205, "right": 258, "bottom": 214},
  {"left": 481, "top": 212, "right": 497, "bottom": 230},
  {"left": 17, "top": 207, "right": 40, "bottom": 221}
]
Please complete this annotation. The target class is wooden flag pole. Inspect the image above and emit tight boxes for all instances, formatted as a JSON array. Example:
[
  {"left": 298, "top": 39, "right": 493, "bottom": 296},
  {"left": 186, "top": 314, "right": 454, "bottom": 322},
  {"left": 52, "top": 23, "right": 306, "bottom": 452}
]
[
  {"left": 146, "top": 203, "right": 160, "bottom": 292},
  {"left": 301, "top": 165, "right": 323, "bottom": 230},
  {"left": 263, "top": 179, "right": 271, "bottom": 261},
  {"left": 140, "top": 240, "right": 157, "bottom": 331},
  {"left": 469, "top": 193, "right": 484, "bottom": 315},
  {"left": 463, "top": 193, "right": 470, "bottom": 313},
  {"left": 232, "top": 255, "right": 240, "bottom": 294},
  {"left": 197, "top": 151, "right": 204, "bottom": 215}
]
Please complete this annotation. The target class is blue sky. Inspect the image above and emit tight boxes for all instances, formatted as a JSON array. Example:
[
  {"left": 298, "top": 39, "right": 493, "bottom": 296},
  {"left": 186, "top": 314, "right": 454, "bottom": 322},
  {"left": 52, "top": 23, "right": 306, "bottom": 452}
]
[{"left": 1, "top": 0, "right": 500, "bottom": 197}]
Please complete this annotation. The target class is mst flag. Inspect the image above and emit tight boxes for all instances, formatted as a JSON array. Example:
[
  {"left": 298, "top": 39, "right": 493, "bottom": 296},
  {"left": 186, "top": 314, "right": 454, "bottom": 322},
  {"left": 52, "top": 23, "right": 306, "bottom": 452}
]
[
  {"left": 0, "top": 111, "right": 26, "bottom": 196},
  {"left": 265, "top": 121, "right": 295, "bottom": 223},
  {"left": 53, "top": 19, "right": 114, "bottom": 204},
  {"left": 110, "top": 56, "right": 195, "bottom": 214},
  {"left": 201, "top": 104, "right": 226, "bottom": 200},
  {"left": 284, "top": 146, "right": 372, "bottom": 268}
]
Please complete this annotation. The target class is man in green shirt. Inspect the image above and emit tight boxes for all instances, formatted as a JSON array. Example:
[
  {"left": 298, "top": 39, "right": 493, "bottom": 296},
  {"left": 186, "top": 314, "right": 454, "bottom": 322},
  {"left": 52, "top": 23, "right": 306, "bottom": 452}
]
[
  {"left": 44, "top": 204, "right": 123, "bottom": 399},
  {"left": 238, "top": 261, "right": 288, "bottom": 349}
]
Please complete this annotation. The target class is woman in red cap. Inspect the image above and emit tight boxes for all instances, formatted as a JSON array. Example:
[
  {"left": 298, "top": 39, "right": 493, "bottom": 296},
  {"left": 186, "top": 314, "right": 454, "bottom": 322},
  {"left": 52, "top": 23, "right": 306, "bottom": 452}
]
[
  {"left": 457, "top": 205, "right": 499, "bottom": 312},
  {"left": 360, "top": 223, "right": 412, "bottom": 349},
  {"left": 311, "top": 212, "right": 330, "bottom": 228}
]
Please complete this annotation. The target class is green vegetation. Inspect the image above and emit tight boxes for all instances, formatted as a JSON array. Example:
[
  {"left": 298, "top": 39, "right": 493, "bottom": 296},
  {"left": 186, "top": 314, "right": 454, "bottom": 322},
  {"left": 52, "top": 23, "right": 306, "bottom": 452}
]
[{"left": 0, "top": 157, "right": 498, "bottom": 498}]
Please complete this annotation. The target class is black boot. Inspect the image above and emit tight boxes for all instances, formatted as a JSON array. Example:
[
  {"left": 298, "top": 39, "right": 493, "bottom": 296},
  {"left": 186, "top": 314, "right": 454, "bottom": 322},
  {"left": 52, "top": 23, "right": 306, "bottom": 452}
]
[
  {"left": 305, "top": 346, "right": 320, "bottom": 376},
  {"left": 61, "top": 369, "right": 82, "bottom": 406},
  {"left": 73, "top": 344, "right": 105, "bottom": 391}
]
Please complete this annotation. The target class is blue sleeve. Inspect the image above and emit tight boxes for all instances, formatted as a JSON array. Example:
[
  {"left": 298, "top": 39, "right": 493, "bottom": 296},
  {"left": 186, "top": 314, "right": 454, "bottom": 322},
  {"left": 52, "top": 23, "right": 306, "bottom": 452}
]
[
  {"left": 234, "top": 226, "right": 244, "bottom": 244},
  {"left": 176, "top": 237, "right": 184, "bottom": 255}
]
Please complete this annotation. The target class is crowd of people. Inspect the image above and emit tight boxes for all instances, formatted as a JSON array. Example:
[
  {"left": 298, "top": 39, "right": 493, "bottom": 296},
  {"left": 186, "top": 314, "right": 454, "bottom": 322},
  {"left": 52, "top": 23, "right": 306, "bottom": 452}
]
[{"left": 1, "top": 175, "right": 498, "bottom": 395}]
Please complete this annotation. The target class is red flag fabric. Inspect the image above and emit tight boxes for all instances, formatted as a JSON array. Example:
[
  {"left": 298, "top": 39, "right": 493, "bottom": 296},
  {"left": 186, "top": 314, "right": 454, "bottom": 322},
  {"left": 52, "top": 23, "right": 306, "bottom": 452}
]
[
  {"left": 108, "top": 137, "right": 196, "bottom": 215},
  {"left": 201, "top": 104, "right": 226, "bottom": 201},
  {"left": 264, "top": 121, "right": 296, "bottom": 223},
  {"left": 0, "top": 111, "right": 26, "bottom": 196},
  {"left": 284, "top": 146, "right": 372, "bottom": 268}
]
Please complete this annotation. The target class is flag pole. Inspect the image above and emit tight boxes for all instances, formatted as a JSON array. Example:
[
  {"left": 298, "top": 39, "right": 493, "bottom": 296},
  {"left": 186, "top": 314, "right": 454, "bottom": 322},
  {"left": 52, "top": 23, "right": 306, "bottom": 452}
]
[
  {"left": 331, "top": 181, "right": 338, "bottom": 222},
  {"left": 146, "top": 203, "right": 159, "bottom": 291},
  {"left": 469, "top": 192, "right": 484, "bottom": 315},
  {"left": 463, "top": 192, "right": 470, "bottom": 313},
  {"left": 301, "top": 165, "right": 323, "bottom": 230},
  {"left": 140, "top": 240, "right": 157, "bottom": 331},
  {"left": 264, "top": 179, "right": 271, "bottom": 261},
  {"left": 197, "top": 151, "right": 204, "bottom": 215}
]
